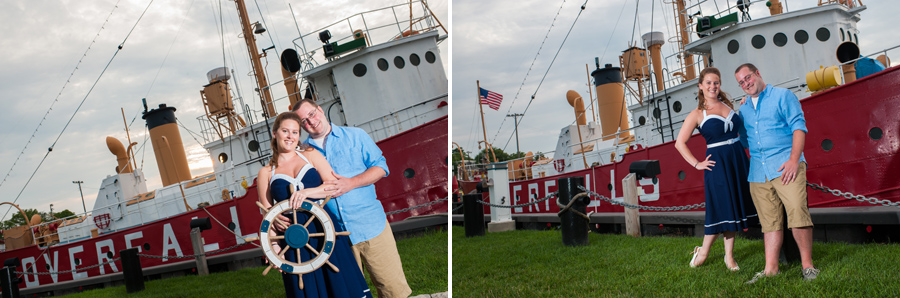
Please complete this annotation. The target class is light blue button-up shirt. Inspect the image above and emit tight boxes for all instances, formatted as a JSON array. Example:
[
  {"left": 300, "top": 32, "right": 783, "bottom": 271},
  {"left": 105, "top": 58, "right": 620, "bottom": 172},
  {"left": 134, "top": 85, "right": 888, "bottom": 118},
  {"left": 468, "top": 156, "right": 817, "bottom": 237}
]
[
  {"left": 738, "top": 84, "right": 807, "bottom": 183},
  {"left": 304, "top": 123, "right": 389, "bottom": 244}
]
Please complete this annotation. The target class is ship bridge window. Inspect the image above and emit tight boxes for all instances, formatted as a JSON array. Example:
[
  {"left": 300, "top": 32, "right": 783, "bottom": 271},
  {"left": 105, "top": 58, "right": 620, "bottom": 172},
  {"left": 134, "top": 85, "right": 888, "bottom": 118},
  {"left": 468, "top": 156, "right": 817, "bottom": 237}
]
[
  {"left": 816, "top": 27, "right": 831, "bottom": 42},
  {"left": 773, "top": 33, "right": 787, "bottom": 47},
  {"left": 673, "top": 101, "right": 683, "bottom": 113},
  {"left": 751, "top": 35, "right": 766, "bottom": 49},
  {"left": 218, "top": 152, "right": 228, "bottom": 163},
  {"left": 425, "top": 51, "right": 436, "bottom": 64},
  {"left": 795, "top": 30, "right": 809, "bottom": 44},
  {"left": 377, "top": 58, "right": 389, "bottom": 71},
  {"left": 352, "top": 63, "right": 367, "bottom": 77},
  {"left": 410, "top": 53, "right": 421, "bottom": 66},
  {"left": 869, "top": 127, "right": 883, "bottom": 140},
  {"left": 638, "top": 116, "right": 646, "bottom": 125},
  {"left": 728, "top": 39, "right": 740, "bottom": 54},
  {"left": 394, "top": 56, "right": 406, "bottom": 69},
  {"left": 653, "top": 108, "right": 661, "bottom": 119},
  {"left": 249, "top": 140, "right": 259, "bottom": 152}
]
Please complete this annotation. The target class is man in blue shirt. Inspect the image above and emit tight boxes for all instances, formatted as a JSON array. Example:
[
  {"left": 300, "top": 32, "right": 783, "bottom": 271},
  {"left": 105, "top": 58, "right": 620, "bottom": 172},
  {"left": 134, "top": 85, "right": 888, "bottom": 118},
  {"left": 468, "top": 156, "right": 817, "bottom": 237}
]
[
  {"left": 293, "top": 99, "right": 411, "bottom": 297},
  {"left": 735, "top": 63, "right": 818, "bottom": 283}
]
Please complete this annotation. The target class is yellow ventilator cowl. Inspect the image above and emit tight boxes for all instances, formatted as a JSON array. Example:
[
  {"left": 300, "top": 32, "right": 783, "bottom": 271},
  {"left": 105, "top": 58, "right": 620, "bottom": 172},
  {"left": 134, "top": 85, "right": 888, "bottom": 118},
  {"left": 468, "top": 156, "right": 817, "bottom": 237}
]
[
  {"left": 806, "top": 65, "right": 841, "bottom": 92},
  {"left": 566, "top": 90, "right": 587, "bottom": 126}
]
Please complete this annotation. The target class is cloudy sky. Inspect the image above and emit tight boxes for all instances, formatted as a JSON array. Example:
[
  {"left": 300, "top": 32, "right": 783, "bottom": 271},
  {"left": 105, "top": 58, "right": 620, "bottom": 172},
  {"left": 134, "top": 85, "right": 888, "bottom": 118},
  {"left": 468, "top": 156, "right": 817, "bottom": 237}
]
[
  {"left": 452, "top": 0, "right": 898, "bottom": 158},
  {"left": 0, "top": 0, "right": 447, "bottom": 220}
]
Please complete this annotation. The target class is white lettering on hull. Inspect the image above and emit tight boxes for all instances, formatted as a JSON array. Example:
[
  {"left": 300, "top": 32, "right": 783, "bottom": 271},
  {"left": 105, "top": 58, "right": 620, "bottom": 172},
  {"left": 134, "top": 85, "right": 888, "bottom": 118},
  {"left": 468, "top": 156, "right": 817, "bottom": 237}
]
[
  {"left": 68, "top": 246, "right": 88, "bottom": 280},
  {"left": 95, "top": 239, "right": 118, "bottom": 274},
  {"left": 162, "top": 223, "right": 183, "bottom": 262}
]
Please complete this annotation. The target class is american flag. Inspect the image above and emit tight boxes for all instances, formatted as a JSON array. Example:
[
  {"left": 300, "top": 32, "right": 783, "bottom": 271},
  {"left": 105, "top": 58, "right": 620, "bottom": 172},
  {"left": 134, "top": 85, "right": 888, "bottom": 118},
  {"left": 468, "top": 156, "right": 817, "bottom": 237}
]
[{"left": 479, "top": 87, "right": 503, "bottom": 111}]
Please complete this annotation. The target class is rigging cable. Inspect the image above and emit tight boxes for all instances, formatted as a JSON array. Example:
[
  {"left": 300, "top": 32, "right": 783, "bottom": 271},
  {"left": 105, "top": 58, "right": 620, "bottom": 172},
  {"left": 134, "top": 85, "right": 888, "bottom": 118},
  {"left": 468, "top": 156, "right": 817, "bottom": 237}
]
[
  {"left": 1, "top": 0, "right": 158, "bottom": 221},
  {"left": 500, "top": 0, "right": 591, "bottom": 151},
  {"left": 0, "top": 0, "right": 122, "bottom": 193},
  {"left": 145, "top": 0, "right": 198, "bottom": 98},
  {"left": 485, "top": 0, "right": 569, "bottom": 148},
  {"left": 599, "top": 0, "right": 633, "bottom": 64}
]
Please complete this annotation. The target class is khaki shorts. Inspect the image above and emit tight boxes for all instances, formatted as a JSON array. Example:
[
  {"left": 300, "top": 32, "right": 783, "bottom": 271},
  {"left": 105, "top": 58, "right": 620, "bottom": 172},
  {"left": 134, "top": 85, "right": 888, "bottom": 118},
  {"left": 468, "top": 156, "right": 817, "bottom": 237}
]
[
  {"left": 351, "top": 223, "right": 412, "bottom": 298},
  {"left": 749, "top": 162, "right": 813, "bottom": 233}
]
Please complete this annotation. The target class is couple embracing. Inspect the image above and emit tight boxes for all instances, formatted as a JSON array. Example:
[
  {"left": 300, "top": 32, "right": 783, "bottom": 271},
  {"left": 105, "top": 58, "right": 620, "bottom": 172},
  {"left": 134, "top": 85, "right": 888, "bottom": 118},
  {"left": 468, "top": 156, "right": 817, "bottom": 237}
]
[{"left": 674, "top": 64, "right": 819, "bottom": 283}]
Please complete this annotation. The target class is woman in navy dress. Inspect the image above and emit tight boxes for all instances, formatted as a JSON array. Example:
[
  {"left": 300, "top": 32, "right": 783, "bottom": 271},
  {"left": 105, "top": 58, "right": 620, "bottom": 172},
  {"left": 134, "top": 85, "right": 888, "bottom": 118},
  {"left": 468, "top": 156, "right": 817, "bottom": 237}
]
[
  {"left": 257, "top": 112, "right": 372, "bottom": 298},
  {"left": 675, "top": 67, "right": 757, "bottom": 271}
]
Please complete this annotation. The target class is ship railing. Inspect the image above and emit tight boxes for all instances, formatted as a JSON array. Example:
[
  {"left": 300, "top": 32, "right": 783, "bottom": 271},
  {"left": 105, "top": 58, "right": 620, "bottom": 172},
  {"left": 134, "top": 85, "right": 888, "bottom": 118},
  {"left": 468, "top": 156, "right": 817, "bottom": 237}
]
[
  {"left": 291, "top": 0, "right": 442, "bottom": 63},
  {"left": 46, "top": 180, "right": 250, "bottom": 245}
]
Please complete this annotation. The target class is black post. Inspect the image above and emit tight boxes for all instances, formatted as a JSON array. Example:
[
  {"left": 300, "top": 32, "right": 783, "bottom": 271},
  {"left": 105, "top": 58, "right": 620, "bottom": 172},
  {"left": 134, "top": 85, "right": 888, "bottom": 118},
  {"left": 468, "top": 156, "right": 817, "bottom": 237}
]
[
  {"left": 558, "top": 177, "right": 589, "bottom": 246},
  {"left": 463, "top": 194, "right": 485, "bottom": 237},
  {"left": 121, "top": 248, "right": 145, "bottom": 293},
  {"left": 779, "top": 208, "right": 801, "bottom": 264},
  {"left": 0, "top": 266, "right": 20, "bottom": 298}
]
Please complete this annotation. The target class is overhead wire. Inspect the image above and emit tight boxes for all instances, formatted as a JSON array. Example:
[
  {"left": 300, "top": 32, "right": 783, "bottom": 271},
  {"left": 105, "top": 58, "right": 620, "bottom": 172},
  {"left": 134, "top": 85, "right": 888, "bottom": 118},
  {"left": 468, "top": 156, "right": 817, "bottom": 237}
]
[
  {"left": 500, "top": 0, "right": 592, "bottom": 151},
  {"left": 145, "top": 0, "right": 198, "bottom": 98},
  {"left": 1, "top": 0, "right": 158, "bottom": 222},
  {"left": 485, "top": 0, "right": 569, "bottom": 148},
  {"left": 0, "top": 0, "right": 122, "bottom": 194}
]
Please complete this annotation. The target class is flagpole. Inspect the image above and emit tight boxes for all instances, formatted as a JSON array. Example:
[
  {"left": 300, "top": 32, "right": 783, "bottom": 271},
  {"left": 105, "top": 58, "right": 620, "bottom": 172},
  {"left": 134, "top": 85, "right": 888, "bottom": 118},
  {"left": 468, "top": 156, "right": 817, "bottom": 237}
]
[{"left": 476, "top": 80, "right": 497, "bottom": 163}]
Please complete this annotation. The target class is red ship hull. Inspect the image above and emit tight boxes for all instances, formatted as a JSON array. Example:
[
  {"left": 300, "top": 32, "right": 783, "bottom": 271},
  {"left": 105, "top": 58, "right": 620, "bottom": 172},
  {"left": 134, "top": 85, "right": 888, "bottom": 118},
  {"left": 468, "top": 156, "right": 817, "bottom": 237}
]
[
  {"left": 2, "top": 117, "right": 448, "bottom": 291},
  {"left": 481, "top": 65, "right": 900, "bottom": 217}
]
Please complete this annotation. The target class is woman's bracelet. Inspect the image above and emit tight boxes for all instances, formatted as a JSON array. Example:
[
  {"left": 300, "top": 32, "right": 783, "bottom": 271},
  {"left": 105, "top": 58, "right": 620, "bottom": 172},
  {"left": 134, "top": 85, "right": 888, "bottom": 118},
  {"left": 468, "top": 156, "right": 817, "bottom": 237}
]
[{"left": 694, "top": 161, "right": 699, "bottom": 168}]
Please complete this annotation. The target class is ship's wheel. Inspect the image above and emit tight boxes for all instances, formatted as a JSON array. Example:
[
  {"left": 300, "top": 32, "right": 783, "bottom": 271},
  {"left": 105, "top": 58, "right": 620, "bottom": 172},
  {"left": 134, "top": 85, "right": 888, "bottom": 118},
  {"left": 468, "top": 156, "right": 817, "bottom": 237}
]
[{"left": 254, "top": 196, "right": 350, "bottom": 289}]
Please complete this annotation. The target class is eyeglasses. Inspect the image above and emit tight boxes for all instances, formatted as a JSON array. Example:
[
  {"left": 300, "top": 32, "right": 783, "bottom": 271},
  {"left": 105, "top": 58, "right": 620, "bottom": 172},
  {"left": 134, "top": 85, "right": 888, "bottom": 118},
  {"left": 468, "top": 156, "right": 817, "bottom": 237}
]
[
  {"left": 738, "top": 73, "right": 753, "bottom": 87},
  {"left": 300, "top": 108, "right": 318, "bottom": 126}
]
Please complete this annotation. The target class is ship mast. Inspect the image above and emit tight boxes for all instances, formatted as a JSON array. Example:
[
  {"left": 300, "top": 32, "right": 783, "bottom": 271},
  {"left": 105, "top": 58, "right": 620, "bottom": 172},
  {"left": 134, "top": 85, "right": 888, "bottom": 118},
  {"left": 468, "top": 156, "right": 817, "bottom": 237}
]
[
  {"left": 673, "top": 0, "right": 696, "bottom": 81},
  {"left": 234, "top": 0, "right": 277, "bottom": 118}
]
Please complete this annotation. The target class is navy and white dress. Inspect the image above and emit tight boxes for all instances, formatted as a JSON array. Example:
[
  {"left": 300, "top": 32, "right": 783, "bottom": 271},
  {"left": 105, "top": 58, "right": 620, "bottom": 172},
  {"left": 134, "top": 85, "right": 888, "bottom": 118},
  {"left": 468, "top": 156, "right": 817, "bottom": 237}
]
[
  {"left": 698, "top": 110, "right": 758, "bottom": 235},
  {"left": 268, "top": 151, "right": 372, "bottom": 298}
]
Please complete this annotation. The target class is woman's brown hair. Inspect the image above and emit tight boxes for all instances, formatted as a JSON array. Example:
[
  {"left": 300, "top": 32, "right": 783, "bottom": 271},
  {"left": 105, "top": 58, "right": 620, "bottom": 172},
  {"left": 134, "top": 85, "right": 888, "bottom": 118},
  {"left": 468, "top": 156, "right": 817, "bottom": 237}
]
[{"left": 697, "top": 67, "right": 734, "bottom": 110}]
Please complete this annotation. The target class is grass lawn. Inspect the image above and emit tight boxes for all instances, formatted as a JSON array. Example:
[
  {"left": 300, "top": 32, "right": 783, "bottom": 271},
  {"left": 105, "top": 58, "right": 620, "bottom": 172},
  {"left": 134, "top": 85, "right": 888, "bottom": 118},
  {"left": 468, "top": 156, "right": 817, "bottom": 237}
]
[
  {"left": 63, "top": 228, "right": 447, "bottom": 297},
  {"left": 452, "top": 226, "right": 900, "bottom": 297}
]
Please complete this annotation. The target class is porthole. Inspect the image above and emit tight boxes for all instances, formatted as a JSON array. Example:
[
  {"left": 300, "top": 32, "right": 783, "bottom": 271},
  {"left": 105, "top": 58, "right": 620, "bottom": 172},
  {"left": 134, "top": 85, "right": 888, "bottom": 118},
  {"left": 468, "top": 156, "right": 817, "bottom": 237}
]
[
  {"left": 673, "top": 101, "right": 683, "bottom": 113},
  {"left": 410, "top": 53, "right": 421, "bottom": 66},
  {"left": 795, "top": 30, "right": 809, "bottom": 44},
  {"left": 377, "top": 58, "right": 389, "bottom": 71},
  {"left": 840, "top": 28, "right": 845, "bottom": 41},
  {"left": 248, "top": 140, "right": 259, "bottom": 152},
  {"left": 821, "top": 139, "right": 833, "bottom": 152},
  {"left": 751, "top": 35, "right": 766, "bottom": 49},
  {"left": 727, "top": 39, "right": 740, "bottom": 54},
  {"left": 394, "top": 56, "right": 405, "bottom": 69},
  {"left": 773, "top": 33, "right": 787, "bottom": 47},
  {"left": 143, "top": 243, "right": 151, "bottom": 251},
  {"left": 653, "top": 108, "right": 661, "bottom": 119},
  {"left": 107, "top": 251, "right": 114, "bottom": 259},
  {"left": 607, "top": 183, "right": 613, "bottom": 191},
  {"left": 45, "top": 264, "right": 51, "bottom": 270},
  {"left": 403, "top": 168, "right": 415, "bottom": 178},
  {"left": 227, "top": 222, "right": 236, "bottom": 231},
  {"left": 816, "top": 27, "right": 830, "bottom": 42},
  {"left": 869, "top": 127, "right": 883, "bottom": 140},
  {"left": 352, "top": 63, "right": 367, "bottom": 77},
  {"left": 678, "top": 171, "right": 686, "bottom": 181},
  {"left": 218, "top": 152, "right": 228, "bottom": 163},
  {"left": 74, "top": 258, "right": 81, "bottom": 266},
  {"left": 638, "top": 116, "right": 646, "bottom": 125},
  {"left": 425, "top": 51, "right": 436, "bottom": 63}
]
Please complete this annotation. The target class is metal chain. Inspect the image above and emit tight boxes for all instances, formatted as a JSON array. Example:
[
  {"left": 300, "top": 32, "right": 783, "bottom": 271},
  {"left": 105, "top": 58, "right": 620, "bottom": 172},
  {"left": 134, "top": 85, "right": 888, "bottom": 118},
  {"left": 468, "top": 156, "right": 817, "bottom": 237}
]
[
  {"left": 137, "top": 241, "right": 253, "bottom": 260},
  {"left": 475, "top": 191, "right": 559, "bottom": 208},
  {"left": 386, "top": 196, "right": 449, "bottom": 215},
  {"left": 578, "top": 186, "right": 706, "bottom": 211},
  {"left": 201, "top": 207, "right": 261, "bottom": 248},
  {"left": 808, "top": 182, "right": 900, "bottom": 208},
  {"left": 16, "top": 257, "right": 122, "bottom": 275},
  {"left": 451, "top": 203, "right": 464, "bottom": 212}
]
